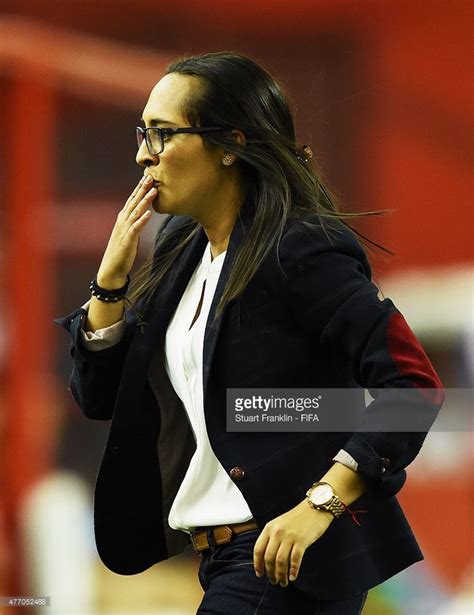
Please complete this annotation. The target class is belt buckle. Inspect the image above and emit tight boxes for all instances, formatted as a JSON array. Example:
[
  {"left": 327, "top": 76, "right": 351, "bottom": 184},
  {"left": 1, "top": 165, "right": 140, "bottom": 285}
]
[{"left": 216, "top": 525, "right": 234, "bottom": 546}]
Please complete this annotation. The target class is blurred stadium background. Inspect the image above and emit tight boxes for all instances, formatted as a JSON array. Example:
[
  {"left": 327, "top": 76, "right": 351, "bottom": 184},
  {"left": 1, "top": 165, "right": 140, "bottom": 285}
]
[{"left": 0, "top": 1, "right": 472, "bottom": 613}]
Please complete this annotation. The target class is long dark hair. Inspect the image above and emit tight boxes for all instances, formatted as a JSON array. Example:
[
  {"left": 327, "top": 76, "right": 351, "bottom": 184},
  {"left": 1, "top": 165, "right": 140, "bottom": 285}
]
[{"left": 127, "top": 51, "right": 392, "bottom": 320}]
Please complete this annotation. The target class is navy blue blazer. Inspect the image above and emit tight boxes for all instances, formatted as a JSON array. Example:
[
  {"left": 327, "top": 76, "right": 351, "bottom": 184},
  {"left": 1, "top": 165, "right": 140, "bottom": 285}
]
[{"left": 54, "top": 205, "right": 444, "bottom": 600}]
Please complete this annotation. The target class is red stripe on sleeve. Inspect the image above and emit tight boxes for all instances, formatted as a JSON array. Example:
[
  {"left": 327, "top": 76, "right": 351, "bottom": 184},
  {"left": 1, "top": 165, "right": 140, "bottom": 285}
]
[{"left": 387, "top": 311, "right": 444, "bottom": 404}]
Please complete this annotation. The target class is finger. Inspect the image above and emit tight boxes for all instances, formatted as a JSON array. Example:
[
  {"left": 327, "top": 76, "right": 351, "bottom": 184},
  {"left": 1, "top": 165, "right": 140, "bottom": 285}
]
[
  {"left": 123, "top": 175, "right": 146, "bottom": 209},
  {"left": 274, "top": 542, "right": 293, "bottom": 586},
  {"left": 253, "top": 533, "right": 270, "bottom": 578},
  {"left": 126, "top": 177, "right": 153, "bottom": 212},
  {"left": 131, "top": 174, "right": 147, "bottom": 197},
  {"left": 124, "top": 175, "right": 153, "bottom": 211},
  {"left": 288, "top": 544, "right": 305, "bottom": 582},
  {"left": 262, "top": 538, "right": 281, "bottom": 584},
  {"left": 127, "top": 187, "right": 156, "bottom": 221},
  {"left": 128, "top": 209, "right": 152, "bottom": 235}
]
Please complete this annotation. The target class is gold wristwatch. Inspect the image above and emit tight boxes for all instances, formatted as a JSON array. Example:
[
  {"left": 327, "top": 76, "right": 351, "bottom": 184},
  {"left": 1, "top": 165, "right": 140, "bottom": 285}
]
[{"left": 306, "top": 481, "right": 346, "bottom": 519}]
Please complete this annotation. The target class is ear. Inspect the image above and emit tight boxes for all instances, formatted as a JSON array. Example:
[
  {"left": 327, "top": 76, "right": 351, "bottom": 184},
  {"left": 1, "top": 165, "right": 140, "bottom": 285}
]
[
  {"left": 219, "top": 129, "right": 246, "bottom": 166},
  {"left": 230, "top": 129, "right": 246, "bottom": 148}
]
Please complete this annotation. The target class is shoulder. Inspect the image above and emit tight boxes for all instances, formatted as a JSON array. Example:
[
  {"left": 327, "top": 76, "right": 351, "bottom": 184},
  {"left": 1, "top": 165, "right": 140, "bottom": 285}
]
[
  {"left": 280, "top": 213, "right": 368, "bottom": 260},
  {"left": 278, "top": 213, "right": 372, "bottom": 279}
]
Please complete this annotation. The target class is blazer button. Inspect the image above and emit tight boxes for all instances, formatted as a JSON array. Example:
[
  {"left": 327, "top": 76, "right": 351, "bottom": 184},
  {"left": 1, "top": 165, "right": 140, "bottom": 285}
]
[
  {"left": 381, "top": 457, "right": 391, "bottom": 469},
  {"left": 229, "top": 466, "right": 245, "bottom": 481}
]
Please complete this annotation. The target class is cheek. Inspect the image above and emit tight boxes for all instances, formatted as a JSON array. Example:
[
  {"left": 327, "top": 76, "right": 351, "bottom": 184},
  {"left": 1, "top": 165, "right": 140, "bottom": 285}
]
[{"left": 170, "top": 155, "right": 218, "bottom": 190}]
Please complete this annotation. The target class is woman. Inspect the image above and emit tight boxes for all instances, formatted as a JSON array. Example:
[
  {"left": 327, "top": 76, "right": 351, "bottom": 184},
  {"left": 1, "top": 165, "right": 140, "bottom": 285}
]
[{"left": 55, "top": 52, "right": 444, "bottom": 614}]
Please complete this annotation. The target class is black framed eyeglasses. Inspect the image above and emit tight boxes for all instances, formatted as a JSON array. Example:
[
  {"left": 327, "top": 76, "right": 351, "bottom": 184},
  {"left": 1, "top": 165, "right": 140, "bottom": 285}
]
[{"left": 136, "top": 126, "right": 224, "bottom": 156}]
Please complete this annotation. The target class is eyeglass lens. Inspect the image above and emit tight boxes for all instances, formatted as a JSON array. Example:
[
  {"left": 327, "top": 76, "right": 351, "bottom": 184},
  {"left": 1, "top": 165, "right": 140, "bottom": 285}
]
[{"left": 136, "top": 127, "right": 163, "bottom": 155}]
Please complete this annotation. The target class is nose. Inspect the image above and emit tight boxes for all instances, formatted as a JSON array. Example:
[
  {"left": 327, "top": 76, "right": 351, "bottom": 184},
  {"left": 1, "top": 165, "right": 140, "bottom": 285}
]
[{"left": 136, "top": 139, "right": 159, "bottom": 168}]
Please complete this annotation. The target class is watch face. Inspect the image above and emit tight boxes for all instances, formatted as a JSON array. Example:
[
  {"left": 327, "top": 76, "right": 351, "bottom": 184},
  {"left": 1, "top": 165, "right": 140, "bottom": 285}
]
[{"left": 310, "top": 484, "right": 333, "bottom": 506}]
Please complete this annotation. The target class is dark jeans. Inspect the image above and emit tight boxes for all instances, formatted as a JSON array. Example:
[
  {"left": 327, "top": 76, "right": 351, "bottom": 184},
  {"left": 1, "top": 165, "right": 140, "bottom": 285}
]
[{"left": 196, "top": 528, "right": 368, "bottom": 614}]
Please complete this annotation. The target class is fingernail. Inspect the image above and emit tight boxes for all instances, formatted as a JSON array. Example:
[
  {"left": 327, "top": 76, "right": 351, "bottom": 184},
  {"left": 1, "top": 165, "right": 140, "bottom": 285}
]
[
  {"left": 255, "top": 571, "right": 262, "bottom": 577},
  {"left": 289, "top": 574, "right": 296, "bottom": 581}
]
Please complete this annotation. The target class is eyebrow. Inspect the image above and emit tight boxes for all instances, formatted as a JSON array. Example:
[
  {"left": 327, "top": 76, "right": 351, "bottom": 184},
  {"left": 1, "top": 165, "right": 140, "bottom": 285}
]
[{"left": 140, "top": 118, "right": 178, "bottom": 127}]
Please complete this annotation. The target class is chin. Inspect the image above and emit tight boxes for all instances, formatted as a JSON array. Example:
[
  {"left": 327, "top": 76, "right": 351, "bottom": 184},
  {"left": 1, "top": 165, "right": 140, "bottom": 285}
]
[
  {"left": 152, "top": 197, "right": 181, "bottom": 216},
  {"left": 151, "top": 199, "right": 162, "bottom": 213},
  {"left": 151, "top": 194, "right": 166, "bottom": 213}
]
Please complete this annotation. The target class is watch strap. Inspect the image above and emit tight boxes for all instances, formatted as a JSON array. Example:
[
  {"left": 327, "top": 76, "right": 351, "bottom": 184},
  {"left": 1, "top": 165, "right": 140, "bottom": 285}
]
[
  {"left": 324, "top": 495, "right": 346, "bottom": 517},
  {"left": 306, "top": 481, "right": 346, "bottom": 519}
]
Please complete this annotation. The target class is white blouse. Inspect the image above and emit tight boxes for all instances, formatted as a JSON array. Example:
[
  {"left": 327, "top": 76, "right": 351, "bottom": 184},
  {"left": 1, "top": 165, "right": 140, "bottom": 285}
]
[{"left": 163, "top": 242, "right": 253, "bottom": 532}]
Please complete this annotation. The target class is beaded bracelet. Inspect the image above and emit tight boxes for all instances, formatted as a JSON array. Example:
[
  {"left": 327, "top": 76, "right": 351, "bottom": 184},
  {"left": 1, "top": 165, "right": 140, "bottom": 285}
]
[{"left": 89, "top": 274, "right": 130, "bottom": 303}]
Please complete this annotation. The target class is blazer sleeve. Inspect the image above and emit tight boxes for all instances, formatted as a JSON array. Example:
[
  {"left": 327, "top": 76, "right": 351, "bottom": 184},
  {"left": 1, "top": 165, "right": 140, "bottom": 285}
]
[
  {"left": 279, "top": 218, "right": 445, "bottom": 500},
  {"left": 53, "top": 306, "right": 137, "bottom": 420},
  {"left": 53, "top": 213, "right": 180, "bottom": 421}
]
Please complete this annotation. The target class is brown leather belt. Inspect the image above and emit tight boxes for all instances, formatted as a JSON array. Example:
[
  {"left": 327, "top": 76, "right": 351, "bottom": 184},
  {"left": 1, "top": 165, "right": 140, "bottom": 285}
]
[{"left": 190, "top": 519, "right": 258, "bottom": 554}]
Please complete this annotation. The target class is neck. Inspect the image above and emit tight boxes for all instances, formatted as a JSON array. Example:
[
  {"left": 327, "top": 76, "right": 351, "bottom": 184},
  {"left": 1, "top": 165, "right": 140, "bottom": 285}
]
[
  {"left": 198, "top": 182, "right": 246, "bottom": 261},
  {"left": 204, "top": 210, "right": 237, "bottom": 260}
]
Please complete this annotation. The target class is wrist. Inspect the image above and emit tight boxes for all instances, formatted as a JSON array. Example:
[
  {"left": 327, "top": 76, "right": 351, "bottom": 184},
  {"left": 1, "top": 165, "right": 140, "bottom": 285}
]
[
  {"left": 305, "top": 481, "right": 369, "bottom": 527},
  {"left": 90, "top": 274, "right": 130, "bottom": 304},
  {"left": 96, "top": 273, "right": 129, "bottom": 290},
  {"left": 299, "top": 499, "right": 334, "bottom": 524},
  {"left": 319, "top": 461, "right": 367, "bottom": 505},
  {"left": 307, "top": 501, "right": 335, "bottom": 522},
  {"left": 306, "top": 481, "right": 346, "bottom": 519}
]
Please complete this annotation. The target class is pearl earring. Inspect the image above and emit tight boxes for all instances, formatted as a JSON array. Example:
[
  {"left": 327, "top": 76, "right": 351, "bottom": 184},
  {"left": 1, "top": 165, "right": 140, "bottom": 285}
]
[{"left": 223, "top": 155, "right": 233, "bottom": 166}]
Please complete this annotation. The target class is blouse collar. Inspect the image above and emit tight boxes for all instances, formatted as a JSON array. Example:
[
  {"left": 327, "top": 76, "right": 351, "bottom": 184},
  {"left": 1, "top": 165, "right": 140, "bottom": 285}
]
[{"left": 200, "top": 241, "right": 227, "bottom": 275}]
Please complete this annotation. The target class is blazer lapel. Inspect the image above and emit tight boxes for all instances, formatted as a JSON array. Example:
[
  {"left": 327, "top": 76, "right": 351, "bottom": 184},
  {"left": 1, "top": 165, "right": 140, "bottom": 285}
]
[
  {"left": 144, "top": 203, "right": 254, "bottom": 399},
  {"left": 202, "top": 205, "right": 253, "bottom": 399},
  {"left": 145, "top": 223, "right": 208, "bottom": 351}
]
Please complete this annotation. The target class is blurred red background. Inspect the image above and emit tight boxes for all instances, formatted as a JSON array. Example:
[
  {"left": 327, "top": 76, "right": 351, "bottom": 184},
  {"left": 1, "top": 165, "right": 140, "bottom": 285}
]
[{"left": 0, "top": 2, "right": 472, "bottom": 613}]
